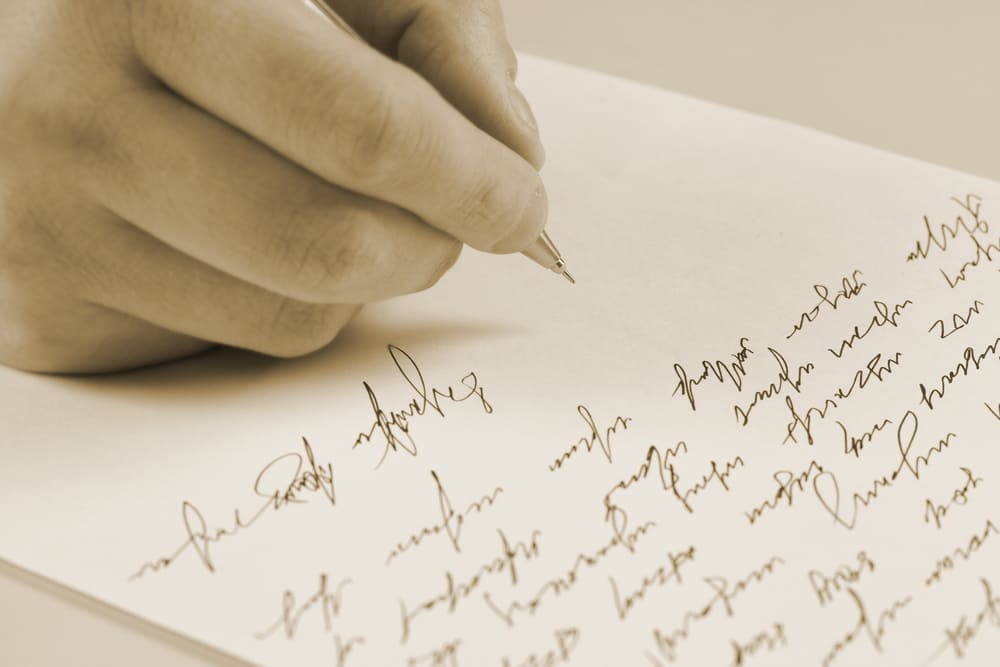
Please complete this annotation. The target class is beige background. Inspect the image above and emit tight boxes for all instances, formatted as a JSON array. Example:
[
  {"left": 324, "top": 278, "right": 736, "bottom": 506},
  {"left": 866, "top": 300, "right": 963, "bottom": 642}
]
[
  {"left": 3, "top": 1, "right": 998, "bottom": 664},
  {"left": 504, "top": 0, "right": 999, "bottom": 181}
]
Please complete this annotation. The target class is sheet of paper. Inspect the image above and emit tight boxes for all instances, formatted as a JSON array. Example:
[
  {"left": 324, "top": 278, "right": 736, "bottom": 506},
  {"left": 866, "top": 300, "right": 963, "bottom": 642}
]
[{"left": 2, "top": 55, "right": 999, "bottom": 667}]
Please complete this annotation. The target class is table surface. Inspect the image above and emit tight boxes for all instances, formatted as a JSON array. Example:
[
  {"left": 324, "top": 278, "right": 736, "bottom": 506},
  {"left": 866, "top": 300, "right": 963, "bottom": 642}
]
[{"left": 3, "top": 1, "right": 998, "bottom": 664}]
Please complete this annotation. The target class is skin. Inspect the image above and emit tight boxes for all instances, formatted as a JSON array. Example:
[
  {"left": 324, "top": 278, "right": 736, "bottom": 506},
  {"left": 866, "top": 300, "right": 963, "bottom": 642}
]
[{"left": 0, "top": 0, "right": 547, "bottom": 373}]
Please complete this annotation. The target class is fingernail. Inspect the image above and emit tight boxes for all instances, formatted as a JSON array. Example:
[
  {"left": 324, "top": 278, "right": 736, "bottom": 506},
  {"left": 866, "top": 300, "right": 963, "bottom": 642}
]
[
  {"left": 491, "top": 184, "right": 548, "bottom": 254},
  {"left": 507, "top": 76, "right": 538, "bottom": 133}
]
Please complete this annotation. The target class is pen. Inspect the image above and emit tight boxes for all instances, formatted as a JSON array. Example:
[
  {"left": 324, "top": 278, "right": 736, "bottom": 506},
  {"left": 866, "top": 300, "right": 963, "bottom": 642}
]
[{"left": 304, "top": 0, "right": 575, "bottom": 284}]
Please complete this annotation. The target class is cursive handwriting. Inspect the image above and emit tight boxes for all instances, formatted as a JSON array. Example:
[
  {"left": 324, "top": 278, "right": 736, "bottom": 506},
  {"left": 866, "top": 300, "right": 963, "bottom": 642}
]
[
  {"left": 785, "top": 270, "right": 867, "bottom": 340},
  {"left": 906, "top": 194, "right": 988, "bottom": 262},
  {"left": 255, "top": 574, "right": 352, "bottom": 640},
  {"left": 828, "top": 299, "right": 913, "bottom": 358},
  {"left": 733, "top": 348, "right": 814, "bottom": 426},
  {"left": 131, "top": 438, "right": 335, "bottom": 579},
  {"left": 918, "top": 335, "right": 1000, "bottom": 409},
  {"left": 784, "top": 352, "right": 903, "bottom": 445},
  {"left": 929, "top": 299, "right": 985, "bottom": 339},
  {"left": 484, "top": 522, "right": 656, "bottom": 627},
  {"left": 939, "top": 578, "right": 1000, "bottom": 660},
  {"left": 610, "top": 546, "right": 696, "bottom": 619},
  {"left": 398, "top": 529, "right": 542, "bottom": 642},
  {"left": 647, "top": 556, "right": 785, "bottom": 664},
  {"left": 548, "top": 405, "right": 632, "bottom": 471},
  {"left": 813, "top": 412, "right": 954, "bottom": 529},
  {"left": 934, "top": 195, "right": 1000, "bottom": 288},
  {"left": 386, "top": 471, "right": 502, "bottom": 565},
  {"left": 354, "top": 345, "right": 493, "bottom": 467},
  {"left": 672, "top": 456, "right": 745, "bottom": 514},
  {"left": 808, "top": 551, "right": 876, "bottom": 606},
  {"left": 730, "top": 622, "right": 787, "bottom": 667},
  {"left": 820, "top": 588, "right": 911, "bottom": 667},
  {"left": 672, "top": 337, "right": 754, "bottom": 411},
  {"left": 407, "top": 639, "right": 461, "bottom": 667},
  {"left": 604, "top": 442, "right": 689, "bottom": 545},
  {"left": 839, "top": 417, "right": 893, "bottom": 458},
  {"left": 924, "top": 518, "right": 998, "bottom": 587},
  {"left": 502, "top": 628, "right": 580, "bottom": 667},
  {"left": 744, "top": 461, "right": 824, "bottom": 524},
  {"left": 924, "top": 467, "right": 984, "bottom": 529}
]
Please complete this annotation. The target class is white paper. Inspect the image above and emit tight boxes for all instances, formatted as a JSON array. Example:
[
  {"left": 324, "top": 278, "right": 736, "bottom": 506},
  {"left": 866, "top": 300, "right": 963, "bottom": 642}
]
[{"left": 2, "top": 55, "right": 999, "bottom": 666}]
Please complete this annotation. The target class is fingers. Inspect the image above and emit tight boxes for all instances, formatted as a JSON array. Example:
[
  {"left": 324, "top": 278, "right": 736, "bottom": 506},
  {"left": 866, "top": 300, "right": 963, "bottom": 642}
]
[
  {"left": 128, "top": 0, "right": 547, "bottom": 253},
  {"left": 326, "top": 0, "right": 546, "bottom": 168},
  {"left": 2, "top": 299, "right": 214, "bottom": 374},
  {"left": 76, "top": 85, "right": 461, "bottom": 303},
  {"left": 71, "top": 210, "right": 363, "bottom": 359}
]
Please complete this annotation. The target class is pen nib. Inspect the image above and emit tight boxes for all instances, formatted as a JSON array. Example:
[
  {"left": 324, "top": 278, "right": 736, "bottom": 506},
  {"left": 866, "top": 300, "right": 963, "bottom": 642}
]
[{"left": 561, "top": 270, "right": 576, "bottom": 285}]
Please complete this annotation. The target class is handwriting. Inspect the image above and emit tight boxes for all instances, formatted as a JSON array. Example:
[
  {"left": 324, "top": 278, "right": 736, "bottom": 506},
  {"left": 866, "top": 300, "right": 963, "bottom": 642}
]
[
  {"left": 924, "top": 467, "right": 984, "bottom": 529},
  {"left": 906, "top": 194, "right": 988, "bottom": 262},
  {"left": 733, "top": 348, "right": 814, "bottom": 426},
  {"left": 744, "top": 461, "right": 824, "bottom": 524},
  {"left": 610, "top": 546, "right": 696, "bottom": 619},
  {"left": 399, "top": 529, "right": 541, "bottom": 643},
  {"left": 892, "top": 410, "right": 955, "bottom": 481},
  {"left": 255, "top": 574, "right": 352, "bottom": 640},
  {"left": 548, "top": 405, "right": 632, "bottom": 471},
  {"left": 672, "top": 337, "right": 754, "bottom": 410},
  {"left": 925, "top": 518, "right": 999, "bottom": 587},
  {"left": 986, "top": 402, "right": 1000, "bottom": 421},
  {"left": 647, "top": 556, "right": 785, "bottom": 664},
  {"left": 904, "top": 194, "right": 1000, "bottom": 287},
  {"left": 333, "top": 635, "right": 366, "bottom": 667},
  {"left": 386, "top": 471, "right": 502, "bottom": 565},
  {"left": 730, "top": 622, "right": 787, "bottom": 667},
  {"left": 929, "top": 299, "right": 985, "bottom": 339},
  {"left": 407, "top": 639, "right": 461, "bottom": 667},
  {"left": 918, "top": 335, "right": 1000, "bottom": 409},
  {"left": 940, "top": 578, "right": 1000, "bottom": 660},
  {"left": 673, "top": 456, "right": 745, "bottom": 513},
  {"left": 835, "top": 352, "right": 903, "bottom": 402},
  {"left": 839, "top": 418, "right": 893, "bottom": 458},
  {"left": 808, "top": 551, "right": 876, "bottom": 606},
  {"left": 131, "top": 438, "right": 335, "bottom": 579},
  {"left": 828, "top": 299, "right": 913, "bottom": 358},
  {"left": 921, "top": 195, "right": 1000, "bottom": 288},
  {"left": 820, "top": 588, "right": 911, "bottom": 667},
  {"left": 785, "top": 270, "right": 867, "bottom": 340},
  {"left": 354, "top": 345, "right": 493, "bottom": 467},
  {"left": 604, "top": 442, "right": 689, "bottom": 545},
  {"left": 814, "top": 412, "right": 953, "bottom": 529},
  {"left": 502, "top": 628, "right": 580, "bottom": 667},
  {"left": 484, "top": 522, "right": 656, "bottom": 627},
  {"left": 784, "top": 352, "right": 903, "bottom": 445},
  {"left": 604, "top": 448, "right": 740, "bottom": 541}
]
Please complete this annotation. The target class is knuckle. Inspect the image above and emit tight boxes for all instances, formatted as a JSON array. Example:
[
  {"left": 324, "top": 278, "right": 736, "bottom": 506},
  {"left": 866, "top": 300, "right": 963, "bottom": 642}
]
[
  {"left": 260, "top": 300, "right": 350, "bottom": 358},
  {"left": 319, "top": 82, "right": 418, "bottom": 187},
  {"left": 397, "top": 22, "right": 453, "bottom": 79},
  {"left": 337, "top": 90, "right": 402, "bottom": 182},
  {"left": 275, "top": 204, "right": 381, "bottom": 301}
]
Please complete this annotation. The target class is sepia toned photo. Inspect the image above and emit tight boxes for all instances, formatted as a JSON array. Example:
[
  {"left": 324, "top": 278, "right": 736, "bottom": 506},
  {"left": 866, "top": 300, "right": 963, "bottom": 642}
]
[{"left": 1, "top": 1, "right": 998, "bottom": 665}]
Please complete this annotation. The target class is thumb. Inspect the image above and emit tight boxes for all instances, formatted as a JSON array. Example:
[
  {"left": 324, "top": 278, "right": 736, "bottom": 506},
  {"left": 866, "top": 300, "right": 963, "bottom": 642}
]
[{"left": 326, "top": 0, "right": 545, "bottom": 169}]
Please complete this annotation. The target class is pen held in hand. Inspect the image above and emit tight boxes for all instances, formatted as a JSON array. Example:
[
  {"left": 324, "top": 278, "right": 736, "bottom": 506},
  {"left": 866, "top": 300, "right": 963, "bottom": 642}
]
[{"left": 304, "top": 0, "right": 574, "bottom": 285}]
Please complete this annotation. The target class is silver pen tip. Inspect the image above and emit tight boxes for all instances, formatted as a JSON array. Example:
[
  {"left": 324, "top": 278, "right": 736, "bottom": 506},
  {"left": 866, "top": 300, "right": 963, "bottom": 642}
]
[{"left": 562, "top": 270, "right": 576, "bottom": 285}]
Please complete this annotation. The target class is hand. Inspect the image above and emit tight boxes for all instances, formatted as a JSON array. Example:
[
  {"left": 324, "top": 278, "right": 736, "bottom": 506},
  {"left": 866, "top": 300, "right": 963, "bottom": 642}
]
[{"left": 0, "top": 0, "right": 546, "bottom": 373}]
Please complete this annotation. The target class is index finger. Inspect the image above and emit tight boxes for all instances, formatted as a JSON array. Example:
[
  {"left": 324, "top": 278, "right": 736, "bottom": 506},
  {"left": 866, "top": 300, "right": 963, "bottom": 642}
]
[{"left": 128, "top": 0, "right": 546, "bottom": 253}]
